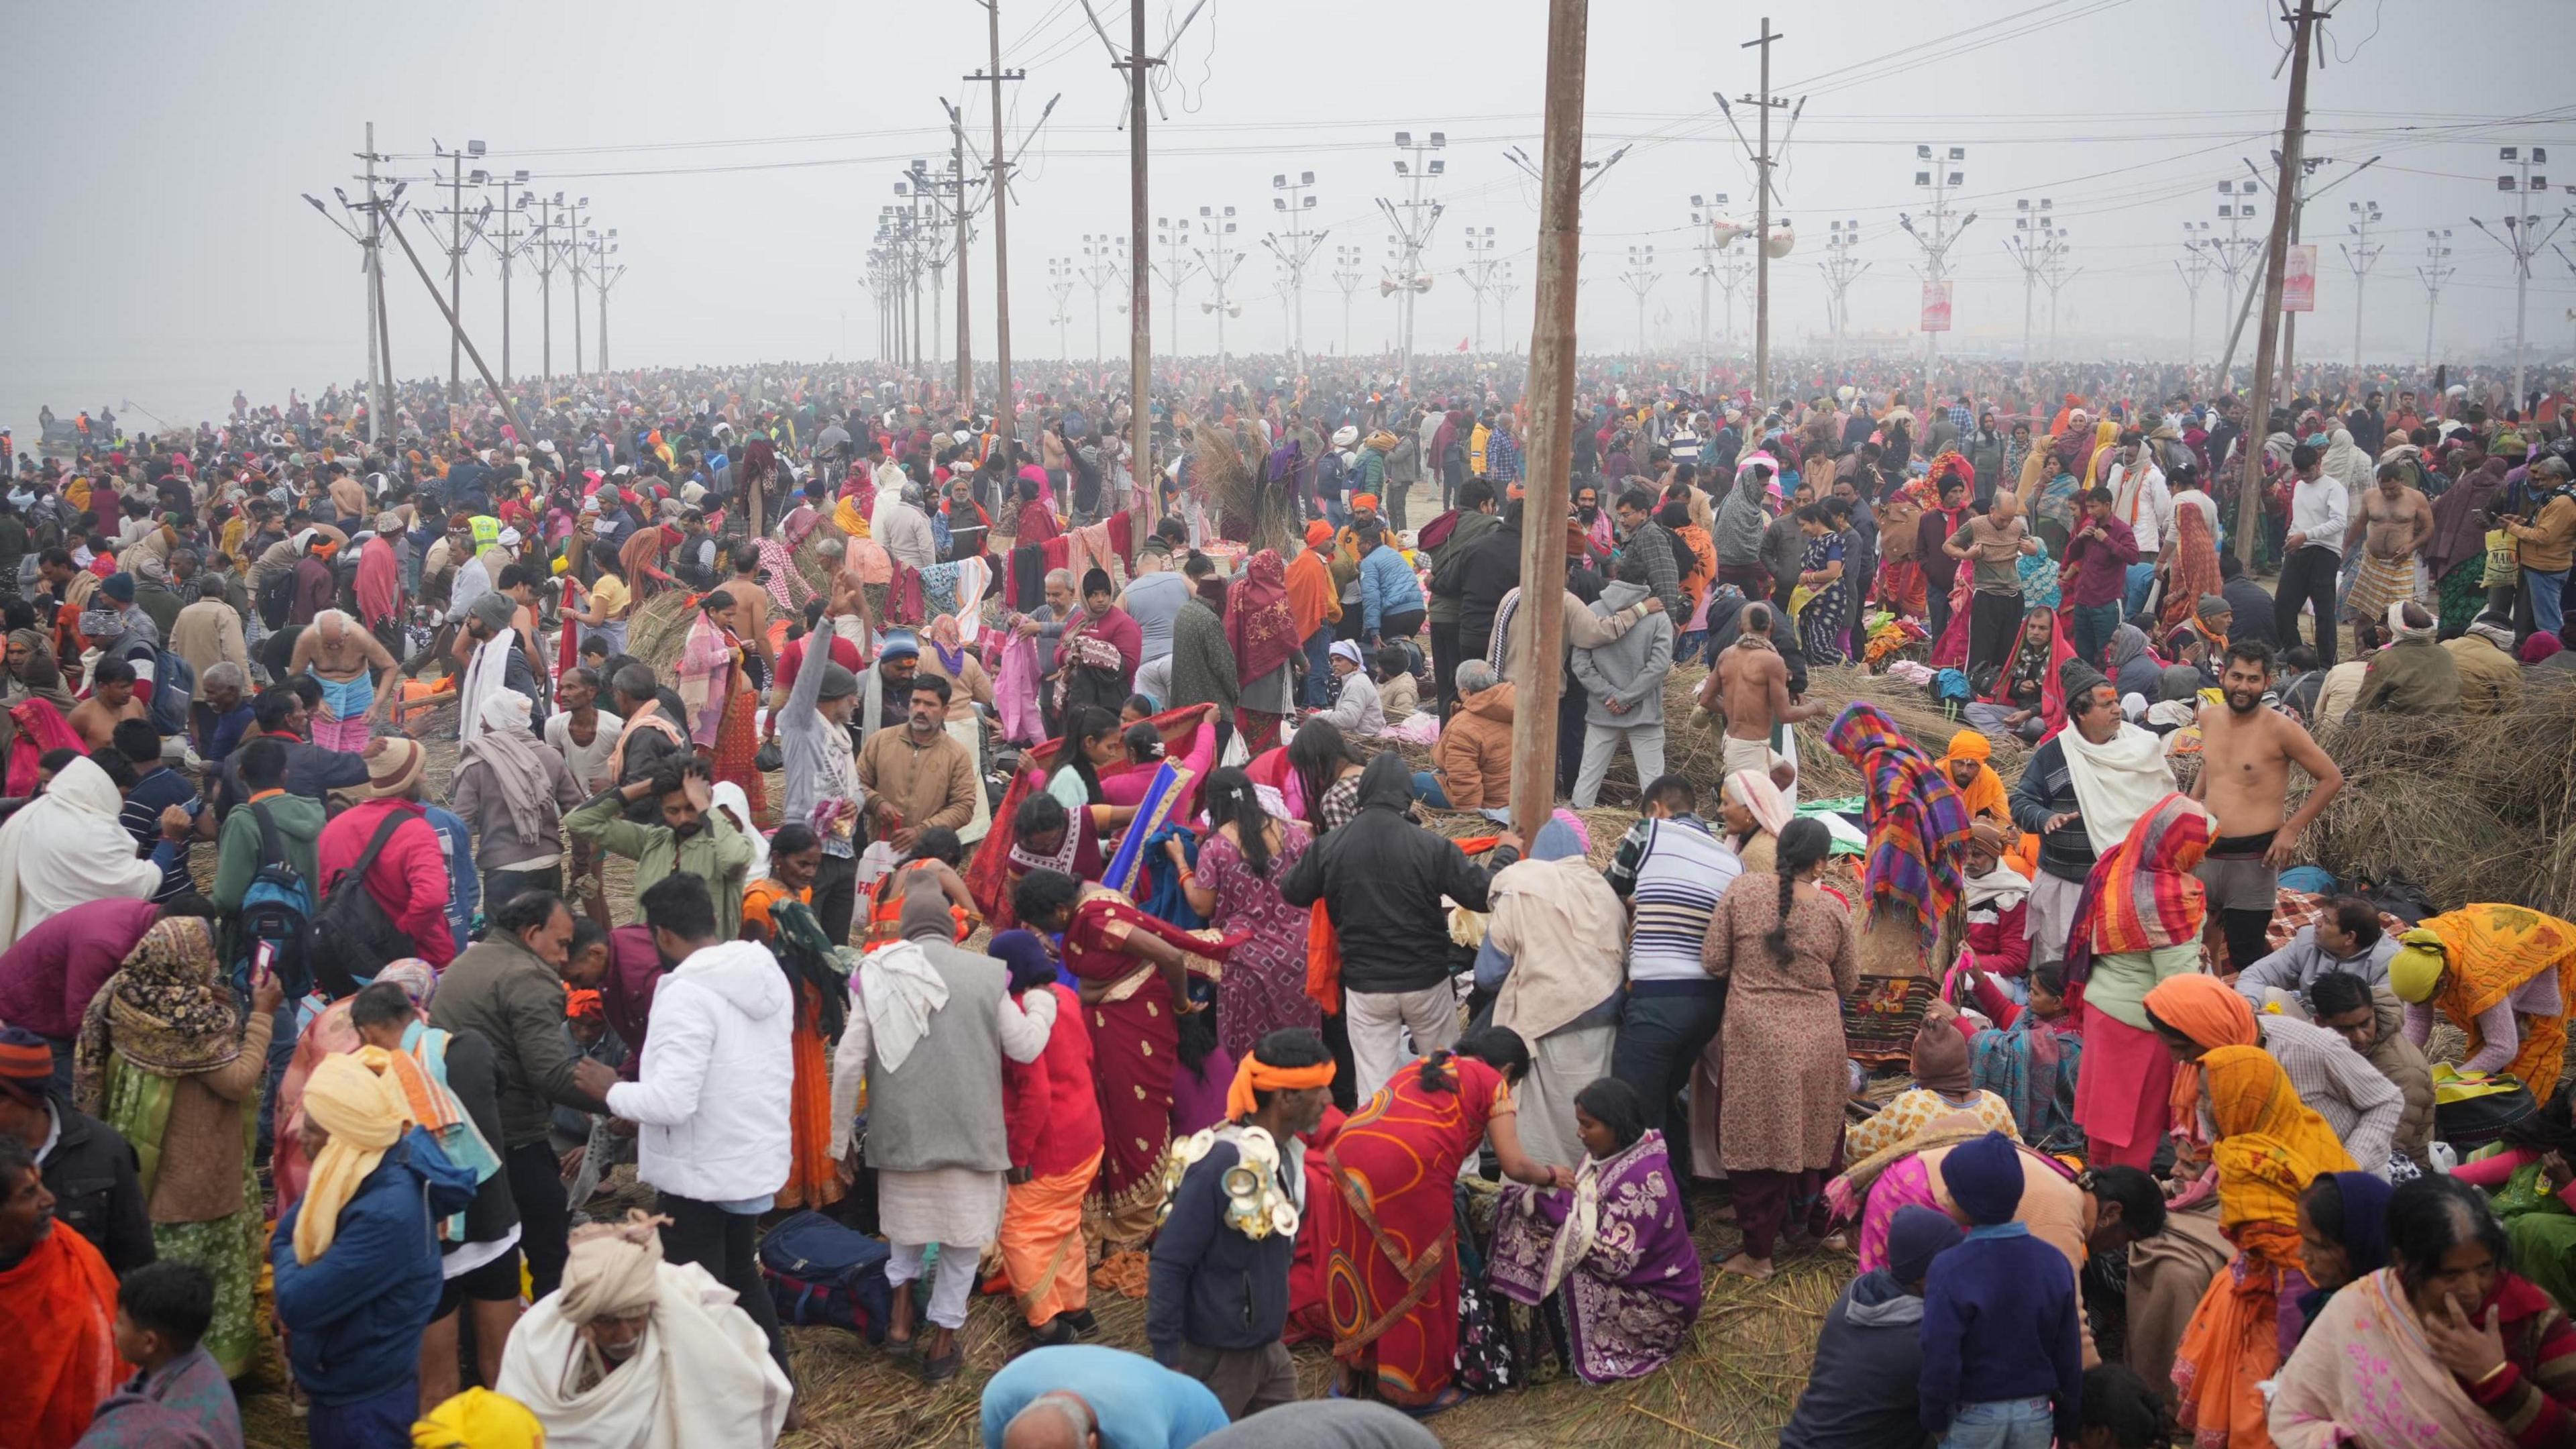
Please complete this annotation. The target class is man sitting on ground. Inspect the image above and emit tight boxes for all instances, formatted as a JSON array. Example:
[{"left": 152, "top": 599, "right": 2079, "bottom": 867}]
[{"left": 495, "top": 1208, "right": 792, "bottom": 1449}]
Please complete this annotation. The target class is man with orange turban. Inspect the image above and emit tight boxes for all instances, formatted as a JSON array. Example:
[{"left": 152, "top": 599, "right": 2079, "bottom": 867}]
[
  {"left": 1938, "top": 730, "right": 2009, "bottom": 824},
  {"left": 1145, "top": 1029, "right": 1335, "bottom": 1419}
]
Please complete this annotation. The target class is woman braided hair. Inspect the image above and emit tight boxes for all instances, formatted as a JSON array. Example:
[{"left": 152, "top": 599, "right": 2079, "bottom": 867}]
[
  {"left": 1765, "top": 817, "right": 1834, "bottom": 967},
  {"left": 1201, "top": 765, "right": 1276, "bottom": 878}
]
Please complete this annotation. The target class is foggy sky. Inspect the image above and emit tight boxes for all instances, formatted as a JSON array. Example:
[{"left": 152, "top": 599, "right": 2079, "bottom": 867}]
[{"left": 3, "top": 0, "right": 2570, "bottom": 434}]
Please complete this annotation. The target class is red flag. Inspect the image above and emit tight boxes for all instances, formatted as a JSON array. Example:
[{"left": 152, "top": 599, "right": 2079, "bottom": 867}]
[{"left": 1456, "top": 337, "right": 1469, "bottom": 352}]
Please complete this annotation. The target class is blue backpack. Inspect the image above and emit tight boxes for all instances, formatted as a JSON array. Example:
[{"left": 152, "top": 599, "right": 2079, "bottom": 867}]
[
  {"left": 756, "top": 1210, "right": 893, "bottom": 1343},
  {"left": 146, "top": 645, "right": 195, "bottom": 739},
  {"left": 230, "top": 802, "right": 316, "bottom": 998}
]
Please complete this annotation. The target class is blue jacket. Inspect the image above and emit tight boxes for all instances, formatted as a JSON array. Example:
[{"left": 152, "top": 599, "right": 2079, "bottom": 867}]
[
  {"left": 1145, "top": 1136, "right": 1295, "bottom": 1362},
  {"left": 1356, "top": 545, "right": 1424, "bottom": 637},
  {"left": 271, "top": 1128, "right": 476, "bottom": 1405},
  {"left": 423, "top": 804, "right": 479, "bottom": 953},
  {"left": 1918, "top": 1224, "right": 2084, "bottom": 1442}
]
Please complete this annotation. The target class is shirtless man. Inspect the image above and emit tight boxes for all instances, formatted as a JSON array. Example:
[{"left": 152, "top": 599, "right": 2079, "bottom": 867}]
[
  {"left": 2341, "top": 460, "right": 2436, "bottom": 622},
  {"left": 67, "top": 657, "right": 148, "bottom": 748},
  {"left": 288, "top": 608, "right": 397, "bottom": 752},
  {"left": 1695, "top": 601, "right": 1821, "bottom": 791},
  {"left": 714, "top": 542, "right": 780, "bottom": 688},
  {"left": 2192, "top": 636, "right": 2345, "bottom": 973}
]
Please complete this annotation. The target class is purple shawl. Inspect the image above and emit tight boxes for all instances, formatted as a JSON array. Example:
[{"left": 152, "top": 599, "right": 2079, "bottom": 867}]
[{"left": 1487, "top": 1129, "right": 1702, "bottom": 1383}]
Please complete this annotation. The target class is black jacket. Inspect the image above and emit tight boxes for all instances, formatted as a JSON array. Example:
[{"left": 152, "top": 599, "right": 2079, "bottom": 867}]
[
  {"left": 1446, "top": 523, "right": 1526, "bottom": 655},
  {"left": 1145, "top": 1136, "right": 1295, "bottom": 1360},
  {"left": 1281, "top": 755, "right": 1518, "bottom": 995},
  {"left": 42, "top": 1101, "right": 156, "bottom": 1275},
  {"left": 1778, "top": 1270, "right": 1933, "bottom": 1449}
]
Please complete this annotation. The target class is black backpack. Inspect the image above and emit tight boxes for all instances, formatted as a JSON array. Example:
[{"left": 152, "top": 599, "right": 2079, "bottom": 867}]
[
  {"left": 307, "top": 805, "right": 425, "bottom": 997},
  {"left": 256, "top": 567, "right": 296, "bottom": 630}
]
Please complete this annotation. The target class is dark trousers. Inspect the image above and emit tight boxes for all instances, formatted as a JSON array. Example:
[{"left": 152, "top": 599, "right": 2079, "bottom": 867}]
[
  {"left": 2275, "top": 545, "right": 2341, "bottom": 666},
  {"left": 2218, "top": 909, "right": 2276, "bottom": 977},
  {"left": 1301, "top": 628, "right": 1336, "bottom": 708},
  {"left": 505, "top": 1139, "right": 572, "bottom": 1299},
  {"left": 1925, "top": 582, "right": 1952, "bottom": 653},
  {"left": 1967, "top": 590, "right": 2025, "bottom": 677},
  {"left": 481, "top": 863, "right": 561, "bottom": 920},
  {"left": 1731, "top": 1167, "right": 1830, "bottom": 1261},
  {"left": 1430, "top": 620, "right": 1463, "bottom": 720},
  {"left": 661, "top": 1191, "right": 792, "bottom": 1377},
  {"left": 307, "top": 1377, "right": 421, "bottom": 1449},
  {"left": 1556, "top": 676, "right": 1589, "bottom": 796},
  {"left": 1378, "top": 608, "right": 1426, "bottom": 644},
  {"left": 813, "top": 851, "right": 858, "bottom": 947},
  {"left": 1609, "top": 983, "right": 1727, "bottom": 1206}
]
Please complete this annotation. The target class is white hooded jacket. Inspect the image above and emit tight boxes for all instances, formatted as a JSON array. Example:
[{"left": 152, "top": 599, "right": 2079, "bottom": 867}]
[
  {"left": 0, "top": 756, "right": 162, "bottom": 951},
  {"left": 604, "top": 938, "right": 795, "bottom": 1203}
]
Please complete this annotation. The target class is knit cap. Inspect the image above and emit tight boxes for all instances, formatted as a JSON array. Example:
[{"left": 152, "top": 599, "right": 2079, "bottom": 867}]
[{"left": 1939, "top": 1130, "right": 2025, "bottom": 1226}]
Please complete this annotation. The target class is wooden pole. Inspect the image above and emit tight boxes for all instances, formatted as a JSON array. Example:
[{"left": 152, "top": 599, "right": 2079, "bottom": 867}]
[
  {"left": 2235, "top": 1, "right": 2318, "bottom": 566},
  {"left": 1507, "top": 0, "right": 1590, "bottom": 841},
  {"left": 386, "top": 218, "right": 529, "bottom": 446},
  {"left": 1126, "top": 0, "right": 1154, "bottom": 517}
]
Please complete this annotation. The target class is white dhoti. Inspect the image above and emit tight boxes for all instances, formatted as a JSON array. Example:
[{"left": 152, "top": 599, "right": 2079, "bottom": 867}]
[
  {"left": 949, "top": 715, "right": 991, "bottom": 845},
  {"left": 880, "top": 1167, "right": 1006, "bottom": 1332}
]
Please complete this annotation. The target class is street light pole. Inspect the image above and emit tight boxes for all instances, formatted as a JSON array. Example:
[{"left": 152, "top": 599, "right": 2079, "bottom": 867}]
[{"left": 1263, "top": 170, "right": 1326, "bottom": 373}]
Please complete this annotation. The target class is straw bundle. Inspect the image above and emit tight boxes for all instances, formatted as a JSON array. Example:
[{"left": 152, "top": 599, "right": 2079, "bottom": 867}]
[{"left": 2304, "top": 684, "right": 2576, "bottom": 917}]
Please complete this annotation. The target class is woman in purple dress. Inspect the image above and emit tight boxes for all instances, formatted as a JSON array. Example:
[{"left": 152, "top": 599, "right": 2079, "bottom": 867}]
[
  {"left": 1169, "top": 765, "right": 1320, "bottom": 1061},
  {"left": 1488, "top": 1077, "right": 1703, "bottom": 1384}
]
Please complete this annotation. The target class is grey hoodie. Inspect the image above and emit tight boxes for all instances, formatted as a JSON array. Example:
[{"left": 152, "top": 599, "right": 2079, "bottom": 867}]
[
  {"left": 1778, "top": 1269, "right": 1933, "bottom": 1449},
  {"left": 1571, "top": 579, "right": 1674, "bottom": 728}
]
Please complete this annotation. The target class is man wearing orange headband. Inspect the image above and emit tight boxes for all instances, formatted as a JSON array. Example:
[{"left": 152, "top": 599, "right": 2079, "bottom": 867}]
[{"left": 1145, "top": 1029, "right": 1334, "bottom": 1419}]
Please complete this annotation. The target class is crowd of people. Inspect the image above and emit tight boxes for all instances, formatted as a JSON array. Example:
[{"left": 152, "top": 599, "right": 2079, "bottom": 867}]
[{"left": 0, "top": 345, "right": 2572, "bottom": 1449}]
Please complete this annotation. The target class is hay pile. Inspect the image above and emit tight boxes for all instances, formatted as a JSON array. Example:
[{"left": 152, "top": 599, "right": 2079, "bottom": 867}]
[{"left": 2306, "top": 684, "right": 2576, "bottom": 916}]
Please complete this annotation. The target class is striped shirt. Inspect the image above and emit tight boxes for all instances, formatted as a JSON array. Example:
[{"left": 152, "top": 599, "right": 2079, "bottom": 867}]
[{"left": 1623, "top": 814, "right": 1741, "bottom": 984}]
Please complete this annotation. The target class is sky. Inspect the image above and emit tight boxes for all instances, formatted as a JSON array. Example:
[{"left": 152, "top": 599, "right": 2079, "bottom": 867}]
[{"left": 4, "top": 0, "right": 2572, "bottom": 435}]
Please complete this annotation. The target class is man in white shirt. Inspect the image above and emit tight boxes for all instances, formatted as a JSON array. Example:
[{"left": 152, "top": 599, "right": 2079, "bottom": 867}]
[
  {"left": 2274, "top": 441, "right": 2350, "bottom": 667},
  {"left": 2105, "top": 433, "right": 2174, "bottom": 623}
]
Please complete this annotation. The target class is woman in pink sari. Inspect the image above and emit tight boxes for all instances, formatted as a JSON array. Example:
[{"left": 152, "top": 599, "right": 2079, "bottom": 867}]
[{"left": 2273, "top": 1175, "right": 2576, "bottom": 1449}]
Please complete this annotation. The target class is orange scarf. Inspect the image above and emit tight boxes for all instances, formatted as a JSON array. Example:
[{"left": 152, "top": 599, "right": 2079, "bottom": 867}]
[{"left": 0, "top": 1223, "right": 127, "bottom": 1449}]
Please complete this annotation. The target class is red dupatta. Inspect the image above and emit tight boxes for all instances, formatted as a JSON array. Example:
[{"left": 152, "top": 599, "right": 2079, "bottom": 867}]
[
  {"left": 1986, "top": 608, "right": 2078, "bottom": 739},
  {"left": 1226, "top": 549, "right": 1299, "bottom": 683}
]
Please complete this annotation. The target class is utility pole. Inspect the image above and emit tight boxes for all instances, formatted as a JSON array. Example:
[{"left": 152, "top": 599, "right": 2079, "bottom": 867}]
[
  {"left": 1687, "top": 195, "right": 1732, "bottom": 390},
  {"left": 2179, "top": 220, "right": 2215, "bottom": 366},
  {"left": 299, "top": 125, "right": 405, "bottom": 446},
  {"left": 1078, "top": 234, "right": 1126, "bottom": 362},
  {"left": 2339, "top": 199, "right": 2382, "bottom": 370},
  {"left": 2041, "top": 242, "right": 2082, "bottom": 362},
  {"left": 969, "top": 1, "right": 1025, "bottom": 464},
  {"left": 1509, "top": 0, "right": 1589, "bottom": 841},
  {"left": 1263, "top": 170, "right": 1326, "bottom": 373},
  {"left": 1733, "top": 19, "right": 1788, "bottom": 402},
  {"left": 1332, "top": 245, "right": 1364, "bottom": 355},
  {"left": 2237, "top": 0, "right": 2322, "bottom": 566},
  {"left": 2471, "top": 145, "right": 2570, "bottom": 417},
  {"left": 1379, "top": 130, "right": 1448, "bottom": 385},
  {"left": 939, "top": 100, "right": 979, "bottom": 413},
  {"left": 475, "top": 170, "right": 532, "bottom": 384},
  {"left": 1195, "top": 205, "right": 1244, "bottom": 370},
  {"left": 421, "top": 140, "right": 490, "bottom": 405},
  {"left": 556, "top": 196, "right": 590, "bottom": 377},
  {"left": 586, "top": 229, "right": 622, "bottom": 372},
  {"left": 1714, "top": 244, "right": 1753, "bottom": 356},
  {"left": 1495, "top": 271, "right": 1522, "bottom": 354},
  {"left": 1620, "top": 246, "right": 1659, "bottom": 353},
  {"left": 1819, "top": 219, "right": 1867, "bottom": 349},
  {"left": 1151, "top": 216, "right": 1199, "bottom": 354},
  {"left": 2211, "top": 179, "right": 2265, "bottom": 335},
  {"left": 1899, "top": 144, "right": 1977, "bottom": 408},
  {"left": 1047, "top": 257, "right": 1077, "bottom": 358},
  {"left": 1454, "top": 225, "right": 1502, "bottom": 352},
  {"left": 2422, "top": 231, "right": 2456, "bottom": 370},
  {"left": 2005, "top": 197, "right": 2061, "bottom": 388}
]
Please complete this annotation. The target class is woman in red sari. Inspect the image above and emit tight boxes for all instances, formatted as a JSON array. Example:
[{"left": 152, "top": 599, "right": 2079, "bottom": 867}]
[
  {"left": 1010, "top": 867, "right": 1238, "bottom": 1248},
  {"left": 1226, "top": 549, "right": 1301, "bottom": 754},
  {"left": 1322, "top": 1026, "right": 1570, "bottom": 1411}
]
